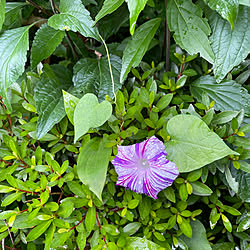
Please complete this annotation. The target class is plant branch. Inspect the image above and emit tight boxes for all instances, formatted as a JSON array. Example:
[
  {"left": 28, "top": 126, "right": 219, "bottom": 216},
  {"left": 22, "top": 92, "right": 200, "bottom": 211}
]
[
  {"left": 96, "top": 208, "right": 107, "bottom": 245},
  {"left": 65, "top": 31, "right": 79, "bottom": 61},
  {"left": 26, "top": 0, "right": 51, "bottom": 16},
  {"left": 70, "top": 215, "right": 86, "bottom": 231},
  {"left": 3, "top": 220, "right": 15, "bottom": 248}
]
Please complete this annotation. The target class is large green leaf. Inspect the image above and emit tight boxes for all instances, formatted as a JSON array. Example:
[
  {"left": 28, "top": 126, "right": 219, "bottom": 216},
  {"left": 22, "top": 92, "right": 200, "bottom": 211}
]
[
  {"left": 126, "top": 0, "right": 148, "bottom": 35},
  {"left": 239, "top": 0, "right": 250, "bottom": 6},
  {"left": 120, "top": 18, "right": 161, "bottom": 82},
  {"left": 26, "top": 220, "right": 52, "bottom": 241},
  {"left": 73, "top": 55, "right": 122, "bottom": 100},
  {"left": 180, "top": 220, "right": 212, "bottom": 250},
  {"left": 204, "top": 0, "right": 239, "bottom": 28},
  {"left": 74, "top": 93, "right": 112, "bottom": 142},
  {"left": 34, "top": 65, "right": 71, "bottom": 139},
  {"left": 0, "top": 25, "right": 30, "bottom": 111},
  {"left": 125, "top": 237, "right": 163, "bottom": 249},
  {"left": 94, "top": 0, "right": 124, "bottom": 24},
  {"left": 165, "top": 115, "right": 238, "bottom": 172},
  {"left": 48, "top": 0, "right": 99, "bottom": 41},
  {"left": 207, "top": 6, "right": 250, "bottom": 82},
  {"left": 167, "top": 0, "right": 214, "bottom": 63},
  {"left": 190, "top": 76, "right": 250, "bottom": 116},
  {"left": 0, "top": 0, "right": 5, "bottom": 30},
  {"left": 31, "top": 23, "right": 65, "bottom": 68},
  {"left": 77, "top": 136, "right": 112, "bottom": 201}
]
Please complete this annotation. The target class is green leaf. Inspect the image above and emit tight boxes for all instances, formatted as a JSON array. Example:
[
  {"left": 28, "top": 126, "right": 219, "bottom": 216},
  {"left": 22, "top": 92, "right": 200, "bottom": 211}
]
[
  {"left": 190, "top": 76, "right": 250, "bottom": 115},
  {"left": 44, "top": 224, "right": 56, "bottom": 250},
  {"left": 0, "top": 185, "right": 15, "bottom": 193},
  {"left": 221, "top": 214, "right": 232, "bottom": 232},
  {"left": 125, "top": 237, "right": 163, "bottom": 249},
  {"left": 1, "top": 192, "right": 22, "bottom": 206},
  {"left": 48, "top": 0, "right": 99, "bottom": 40},
  {"left": 180, "top": 220, "right": 212, "bottom": 250},
  {"left": 94, "top": 0, "right": 124, "bottom": 24},
  {"left": 62, "top": 90, "right": 79, "bottom": 125},
  {"left": 123, "top": 222, "right": 141, "bottom": 235},
  {"left": 167, "top": 0, "right": 214, "bottom": 63},
  {"left": 204, "top": 0, "right": 238, "bottom": 28},
  {"left": 77, "top": 136, "right": 112, "bottom": 200},
  {"left": 0, "top": 25, "right": 30, "bottom": 110},
  {"left": 76, "top": 231, "right": 86, "bottom": 250},
  {"left": 165, "top": 115, "right": 238, "bottom": 172},
  {"left": 31, "top": 23, "right": 65, "bottom": 68},
  {"left": 85, "top": 206, "right": 96, "bottom": 232},
  {"left": 126, "top": 0, "right": 148, "bottom": 35},
  {"left": 179, "top": 218, "right": 192, "bottom": 238},
  {"left": 191, "top": 181, "right": 213, "bottom": 196},
  {"left": 156, "top": 94, "right": 173, "bottom": 111},
  {"left": 73, "top": 55, "right": 122, "bottom": 100},
  {"left": 237, "top": 217, "right": 250, "bottom": 232},
  {"left": 120, "top": 18, "right": 161, "bottom": 82},
  {"left": 57, "top": 200, "right": 74, "bottom": 218},
  {"left": 239, "top": 0, "right": 250, "bottom": 6},
  {"left": 128, "top": 199, "right": 140, "bottom": 209},
  {"left": 212, "top": 242, "right": 235, "bottom": 250},
  {"left": 26, "top": 220, "right": 52, "bottom": 241},
  {"left": 74, "top": 94, "right": 112, "bottom": 142},
  {"left": 34, "top": 65, "right": 70, "bottom": 139},
  {"left": 207, "top": 6, "right": 250, "bottom": 82},
  {"left": 0, "top": 0, "right": 5, "bottom": 30},
  {"left": 67, "top": 181, "right": 86, "bottom": 198}
]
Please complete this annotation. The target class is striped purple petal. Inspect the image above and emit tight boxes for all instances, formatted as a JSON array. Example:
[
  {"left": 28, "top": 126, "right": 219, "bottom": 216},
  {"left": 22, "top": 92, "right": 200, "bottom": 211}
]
[{"left": 111, "top": 136, "right": 179, "bottom": 199}]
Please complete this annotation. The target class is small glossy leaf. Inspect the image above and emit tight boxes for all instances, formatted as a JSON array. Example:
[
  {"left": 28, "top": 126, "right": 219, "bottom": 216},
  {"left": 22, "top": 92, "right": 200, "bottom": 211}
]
[
  {"left": 179, "top": 218, "right": 192, "bottom": 238},
  {"left": 26, "top": 220, "right": 52, "bottom": 241},
  {"left": 125, "top": 237, "right": 163, "bottom": 249},
  {"left": 123, "top": 222, "right": 141, "bottom": 235},
  {"left": 57, "top": 201, "right": 74, "bottom": 218},
  {"left": 191, "top": 181, "right": 213, "bottom": 196},
  {"left": 44, "top": 224, "right": 56, "bottom": 250},
  {"left": 1, "top": 192, "right": 22, "bottom": 206},
  {"left": 85, "top": 206, "right": 96, "bottom": 232}
]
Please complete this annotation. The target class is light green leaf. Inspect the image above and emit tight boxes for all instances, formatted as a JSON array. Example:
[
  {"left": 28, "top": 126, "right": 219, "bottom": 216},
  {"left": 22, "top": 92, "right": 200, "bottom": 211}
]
[
  {"left": 125, "top": 237, "right": 163, "bottom": 249},
  {"left": 191, "top": 181, "right": 213, "bottom": 196},
  {"left": 165, "top": 115, "right": 238, "bottom": 172},
  {"left": 190, "top": 76, "right": 250, "bottom": 116},
  {"left": 94, "top": 0, "right": 124, "bottom": 24},
  {"left": 57, "top": 201, "right": 74, "bottom": 218},
  {"left": 239, "top": 0, "right": 250, "bottom": 6},
  {"left": 26, "top": 220, "right": 52, "bottom": 241},
  {"left": 204, "top": 0, "right": 238, "bottom": 28},
  {"left": 207, "top": 6, "right": 250, "bottom": 82},
  {"left": 62, "top": 90, "right": 79, "bottom": 125},
  {"left": 123, "top": 222, "right": 141, "bottom": 235},
  {"left": 167, "top": 0, "right": 214, "bottom": 63},
  {"left": 85, "top": 206, "right": 96, "bottom": 232},
  {"left": 31, "top": 23, "right": 65, "bottom": 68},
  {"left": 1, "top": 192, "right": 22, "bottom": 206},
  {"left": 74, "top": 94, "right": 112, "bottom": 143},
  {"left": 120, "top": 18, "right": 161, "bottom": 82},
  {"left": 237, "top": 216, "right": 250, "bottom": 232},
  {"left": 73, "top": 55, "right": 122, "bottom": 101},
  {"left": 180, "top": 220, "right": 212, "bottom": 250},
  {"left": 48, "top": 0, "right": 99, "bottom": 40},
  {"left": 0, "top": 0, "right": 5, "bottom": 30},
  {"left": 126, "top": 0, "right": 148, "bottom": 35},
  {"left": 44, "top": 224, "right": 56, "bottom": 250},
  {"left": 77, "top": 136, "right": 112, "bottom": 200},
  {"left": 0, "top": 25, "right": 30, "bottom": 110},
  {"left": 34, "top": 65, "right": 71, "bottom": 139}
]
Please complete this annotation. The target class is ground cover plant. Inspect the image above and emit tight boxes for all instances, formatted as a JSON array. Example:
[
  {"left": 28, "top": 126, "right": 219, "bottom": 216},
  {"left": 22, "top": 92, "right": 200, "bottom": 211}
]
[{"left": 0, "top": 0, "right": 249, "bottom": 249}]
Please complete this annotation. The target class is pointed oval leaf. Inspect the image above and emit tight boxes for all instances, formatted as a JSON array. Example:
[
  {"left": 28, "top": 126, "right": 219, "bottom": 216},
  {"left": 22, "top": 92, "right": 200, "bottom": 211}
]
[
  {"left": 48, "top": 0, "right": 99, "bottom": 40},
  {"left": 26, "top": 220, "right": 52, "bottom": 242},
  {"left": 167, "top": 0, "right": 214, "bottom": 63},
  {"left": 165, "top": 115, "right": 238, "bottom": 172},
  {"left": 0, "top": 0, "right": 5, "bottom": 30},
  {"left": 125, "top": 237, "right": 163, "bottom": 249}
]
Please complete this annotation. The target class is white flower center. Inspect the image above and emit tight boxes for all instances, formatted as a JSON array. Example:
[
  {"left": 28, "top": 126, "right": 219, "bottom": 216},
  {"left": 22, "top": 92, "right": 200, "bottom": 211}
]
[{"left": 140, "top": 159, "right": 150, "bottom": 169}]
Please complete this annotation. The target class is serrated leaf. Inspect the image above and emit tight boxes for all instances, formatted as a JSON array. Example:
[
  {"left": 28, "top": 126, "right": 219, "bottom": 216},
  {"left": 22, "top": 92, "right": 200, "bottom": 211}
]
[
  {"left": 167, "top": 0, "right": 214, "bottom": 63},
  {"left": 77, "top": 136, "right": 112, "bottom": 201},
  {"left": 207, "top": 6, "right": 250, "bottom": 82},
  {"left": 31, "top": 23, "right": 65, "bottom": 68},
  {"left": 26, "top": 220, "right": 52, "bottom": 241},
  {"left": 0, "top": 0, "right": 5, "bottom": 30},
  {"left": 0, "top": 25, "right": 30, "bottom": 110},
  {"left": 34, "top": 65, "right": 70, "bottom": 139},
  {"left": 94, "top": 0, "right": 124, "bottom": 24},
  {"left": 48, "top": 0, "right": 99, "bottom": 40},
  {"left": 126, "top": 0, "right": 148, "bottom": 35},
  {"left": 190, "top": 76, "right": 250, "bottom": 115},
  {"left": 74, "top": 94, "right": 112, "bottom": 142},
  {"left": 165, "top": 115, "right": 238, "bottom": 172},
  {"left": 73, "top": 55, "right": 122, "bottom": 100},
  {"left": 120, "top": 18, "right": 161, "bottom": 82},
  {"left": 204, "top": 0, "right": 238, "bottom": 28}
]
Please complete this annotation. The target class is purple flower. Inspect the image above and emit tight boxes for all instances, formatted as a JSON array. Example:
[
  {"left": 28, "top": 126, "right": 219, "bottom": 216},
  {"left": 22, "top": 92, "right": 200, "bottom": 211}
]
[{"left": 111, "top": 136, "right": 179, "bottom": 199}]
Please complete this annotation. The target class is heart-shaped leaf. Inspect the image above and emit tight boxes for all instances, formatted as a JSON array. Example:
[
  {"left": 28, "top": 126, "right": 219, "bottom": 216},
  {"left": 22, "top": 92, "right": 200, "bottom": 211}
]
[
  {"left": 165, "top": 114, "right": 238, "bottom": 172},
  {"left": 74, "top": 93, "right": 112, "bottom": 142}
]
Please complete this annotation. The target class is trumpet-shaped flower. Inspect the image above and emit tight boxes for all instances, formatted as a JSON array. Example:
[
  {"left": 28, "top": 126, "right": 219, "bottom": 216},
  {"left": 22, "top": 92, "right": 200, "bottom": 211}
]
[{"left": 111, "top": 136, "right": 179, "bottom": 199}]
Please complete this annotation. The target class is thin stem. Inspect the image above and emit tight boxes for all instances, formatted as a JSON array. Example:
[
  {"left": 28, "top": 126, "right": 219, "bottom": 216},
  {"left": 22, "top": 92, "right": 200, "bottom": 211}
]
[
  {"left": 70, "top": 215, "right": 86, "bottom": 231},
  {"left": 177, "top": 61, "right": 185, "bottom": 79},
  {"left": 99, "top": 35, "right": 116, "bottom": 103},
  {"left": 0, "top": 96, "right": 12, "bottom": 133},
  {"left": 18, "top": 189, "right": 40, "bottom": 195},
  {"left": 165, "top": 0, "right": 171, "bottom": 72},
  {"left": 65, "top": 31, "right": 79, "bottom": 61},
  {"left": 95, "top": 208, "right": 107, "bottom": 245},
  {"left": 3, "top": 220, "right": 15, "bottom": 248},
  {"left": 49, "top": 0, "right": 57, "bottom": 14},
  {"left": 26, "top": 0, "right": 51, "bottom": 16}
]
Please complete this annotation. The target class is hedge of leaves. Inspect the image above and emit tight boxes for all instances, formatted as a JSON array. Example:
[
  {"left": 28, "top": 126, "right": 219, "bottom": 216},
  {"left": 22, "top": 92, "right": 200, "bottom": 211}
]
[{"left": 0, "top": 0, "right": 249, "bottom": 249}]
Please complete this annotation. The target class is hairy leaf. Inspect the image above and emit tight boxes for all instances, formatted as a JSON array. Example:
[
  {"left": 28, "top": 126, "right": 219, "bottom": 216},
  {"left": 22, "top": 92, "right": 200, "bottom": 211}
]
[
  {"left": 94, "top": 0, "right": 124, "bottom": 24},
  {"left": 190, "top": 76, "right": 250, "bottom": 116},
  {"left": 0, "top": 0, "right": 5, "bottom": 30},
  {"left": 120, "top": 18, "right": 161, "bottom": 82},
  {"left": 165, "top": 115, "right": 238, "bottom": 172},
  {"left": 204, "top": 0, "right": 239, "bottom": 28},
  {"left": 77, "top": 136, "right": 112, "bottom": 201},
  {"left": 126, "top": 0, "right": 148, "bottom": 35},
  {"left": 31, "top": 23, "right": 65, "bottom": 68},
  {"left": 167, "top": 0, "right": 214, "bottom": 63},
  {"left": 73, "top": 55, "right": 122, "bottom": 100},
  {"left": 48, "top": 0, "right": 99, "bottom": 40},
  {"left": 207, "top": 6, "right": 250, "bottom": 82},
  {"left": 0, "top": 25, "right": 30, "bottom": 110}
]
